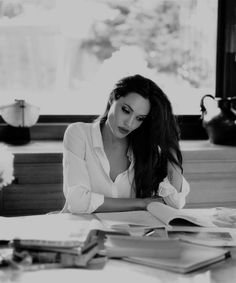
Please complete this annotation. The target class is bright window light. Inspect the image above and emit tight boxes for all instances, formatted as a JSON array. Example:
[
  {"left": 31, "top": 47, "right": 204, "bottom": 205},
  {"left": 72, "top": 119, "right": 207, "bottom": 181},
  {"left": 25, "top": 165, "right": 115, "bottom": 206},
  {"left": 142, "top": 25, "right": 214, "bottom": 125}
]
[{"left": 0, "top": 0, "right": 218, "bottom": 115}]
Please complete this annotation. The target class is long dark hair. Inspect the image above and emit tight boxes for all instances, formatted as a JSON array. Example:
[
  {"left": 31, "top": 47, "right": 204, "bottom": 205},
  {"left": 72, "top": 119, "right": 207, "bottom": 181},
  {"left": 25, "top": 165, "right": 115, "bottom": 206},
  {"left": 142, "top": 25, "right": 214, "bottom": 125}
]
[{"left": 98, "top": 74, "right": 182, "bottom": 198}]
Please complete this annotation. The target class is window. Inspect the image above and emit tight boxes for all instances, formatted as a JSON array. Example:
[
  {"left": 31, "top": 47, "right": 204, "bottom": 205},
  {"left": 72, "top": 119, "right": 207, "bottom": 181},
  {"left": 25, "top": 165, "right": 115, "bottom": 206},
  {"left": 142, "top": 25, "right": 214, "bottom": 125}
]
[
  {"left": 0, "top": 0, "right": 218, "bottom": 117},
  {"left": 0, "top": 0, "right": 235, "bottom": 141}
]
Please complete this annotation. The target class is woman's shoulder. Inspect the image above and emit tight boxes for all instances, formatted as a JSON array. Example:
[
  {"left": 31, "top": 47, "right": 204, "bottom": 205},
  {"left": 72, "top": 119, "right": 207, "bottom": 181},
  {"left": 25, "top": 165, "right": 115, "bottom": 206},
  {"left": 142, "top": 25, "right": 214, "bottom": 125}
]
[
  {"left": 67, "top": 121, "right": 94, "bottom": 132},
  {"left": 64, "top": 122, "right": 93, "bottom": 140}
]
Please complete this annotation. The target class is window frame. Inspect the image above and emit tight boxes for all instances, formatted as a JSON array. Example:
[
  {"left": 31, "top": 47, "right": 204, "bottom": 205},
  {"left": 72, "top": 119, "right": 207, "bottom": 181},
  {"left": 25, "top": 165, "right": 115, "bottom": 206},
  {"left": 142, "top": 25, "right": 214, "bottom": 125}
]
[{"left": 0, "top": 0, "right": 233, "bottom": 141}]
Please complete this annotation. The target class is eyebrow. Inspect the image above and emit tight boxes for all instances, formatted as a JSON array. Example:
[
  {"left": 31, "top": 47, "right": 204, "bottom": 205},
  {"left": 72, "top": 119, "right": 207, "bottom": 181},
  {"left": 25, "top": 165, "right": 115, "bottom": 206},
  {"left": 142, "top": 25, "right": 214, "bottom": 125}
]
[{"left": 124, "top": 103, "right": 148, "bottom": 117}]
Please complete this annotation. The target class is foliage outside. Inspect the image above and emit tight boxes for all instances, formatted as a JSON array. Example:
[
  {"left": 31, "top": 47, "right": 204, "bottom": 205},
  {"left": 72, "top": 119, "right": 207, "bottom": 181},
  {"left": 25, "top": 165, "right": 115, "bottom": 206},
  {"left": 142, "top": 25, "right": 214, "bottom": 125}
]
[{"left": 0, "top": 0, "right": 218, "bottom": 114}]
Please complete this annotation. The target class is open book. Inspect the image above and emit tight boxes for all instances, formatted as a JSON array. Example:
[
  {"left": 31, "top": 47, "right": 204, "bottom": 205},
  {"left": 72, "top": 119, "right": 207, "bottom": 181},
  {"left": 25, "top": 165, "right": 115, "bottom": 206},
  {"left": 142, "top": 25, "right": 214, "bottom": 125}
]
[
  {"left": 166, "top": 226, "right": 236, "bottom": 247},
  {"left": 147, "top": 202, "right": 217, "bottom": 227},
  {"left": 95, "top": 202, "right": 217, "bottom": 232}
]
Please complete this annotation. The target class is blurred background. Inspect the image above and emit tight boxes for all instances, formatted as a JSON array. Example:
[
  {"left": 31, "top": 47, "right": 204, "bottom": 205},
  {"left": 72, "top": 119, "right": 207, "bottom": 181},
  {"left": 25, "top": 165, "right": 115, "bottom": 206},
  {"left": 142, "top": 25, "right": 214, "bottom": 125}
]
[{"left": 0, "top": 0, "right": 218, "bottom": 115}]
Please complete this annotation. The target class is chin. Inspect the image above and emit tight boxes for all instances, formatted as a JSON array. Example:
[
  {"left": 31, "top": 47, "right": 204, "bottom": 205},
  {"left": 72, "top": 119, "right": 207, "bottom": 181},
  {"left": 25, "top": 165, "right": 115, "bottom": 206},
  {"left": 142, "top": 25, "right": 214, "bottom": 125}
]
[
  {"left": 116, "top": 132, "right": 126, "bottom": 139},
  {"left": 115, "top": 129, "right": 127, "bottom": 139}
]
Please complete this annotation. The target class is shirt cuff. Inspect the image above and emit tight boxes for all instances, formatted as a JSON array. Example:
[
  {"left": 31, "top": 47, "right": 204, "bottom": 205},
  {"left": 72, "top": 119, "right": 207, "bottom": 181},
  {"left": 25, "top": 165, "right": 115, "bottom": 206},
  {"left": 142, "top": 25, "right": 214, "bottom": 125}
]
[
  {"left": 87, "top": 193, "right": 104, "bottom": 213},
  {"left": 66, "top": 185, "right": 104, "bottom": 214},
  {"left": 158, "top": 176, "right": 190, "bottom": 209}
]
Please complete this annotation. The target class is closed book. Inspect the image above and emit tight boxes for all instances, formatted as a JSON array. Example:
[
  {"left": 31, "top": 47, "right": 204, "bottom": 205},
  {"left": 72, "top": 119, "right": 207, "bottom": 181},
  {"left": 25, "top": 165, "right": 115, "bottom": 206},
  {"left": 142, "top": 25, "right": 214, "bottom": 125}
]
[
  {"left": 60, "top": 244, "right": 100, "bottom": 267},
  {"left": 13, "top": 242, "right": 100, "bottom": 268},
  {"left": 12, "top": 231, "right": 99, "bottom": 255},
  {"left": 102, "top": 235, "right": 182, "bottom": 259},
  {"left": 123, "top": 242, "right": 231, "bottom": 273}
]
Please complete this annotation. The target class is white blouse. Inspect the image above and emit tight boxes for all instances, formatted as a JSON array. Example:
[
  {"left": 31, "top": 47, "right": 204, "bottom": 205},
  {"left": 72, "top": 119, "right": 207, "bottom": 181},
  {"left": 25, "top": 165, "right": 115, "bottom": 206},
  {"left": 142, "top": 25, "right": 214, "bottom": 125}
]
[{"left": 61, "top": 122, "right": 190, "bottom": 214}]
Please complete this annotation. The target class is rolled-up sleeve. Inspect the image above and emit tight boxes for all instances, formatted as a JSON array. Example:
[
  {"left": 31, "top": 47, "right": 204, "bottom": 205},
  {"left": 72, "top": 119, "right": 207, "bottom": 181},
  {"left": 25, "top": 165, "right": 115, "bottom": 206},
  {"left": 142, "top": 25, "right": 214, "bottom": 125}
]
[
  {"left": 63, "top": 125, "right": 104, "bottom": 214},
  {"left": 158, "top": 176, "right": 190, "bottom": 209}
]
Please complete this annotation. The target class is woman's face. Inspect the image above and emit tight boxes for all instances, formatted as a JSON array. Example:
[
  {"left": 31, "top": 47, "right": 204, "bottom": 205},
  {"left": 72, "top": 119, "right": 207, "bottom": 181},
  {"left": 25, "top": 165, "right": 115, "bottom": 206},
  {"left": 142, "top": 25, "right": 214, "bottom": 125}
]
[{"left": 107, "top": 92, "right": 151, "bottom": 139}]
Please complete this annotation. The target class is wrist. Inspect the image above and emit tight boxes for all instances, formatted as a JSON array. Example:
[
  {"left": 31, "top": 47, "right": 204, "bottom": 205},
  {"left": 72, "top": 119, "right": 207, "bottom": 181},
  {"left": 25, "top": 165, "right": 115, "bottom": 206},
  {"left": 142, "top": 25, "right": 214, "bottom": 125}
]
[{"left": 137, "top": 198, "right": 147, "bottom": 210}]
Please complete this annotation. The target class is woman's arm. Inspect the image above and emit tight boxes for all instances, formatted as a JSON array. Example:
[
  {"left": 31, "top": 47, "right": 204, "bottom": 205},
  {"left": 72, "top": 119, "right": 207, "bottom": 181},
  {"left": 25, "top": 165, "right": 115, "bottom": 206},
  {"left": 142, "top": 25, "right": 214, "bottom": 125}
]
[
  {"left": 167, "top": 161, "right": 183, "bottom": 192},
  {"left": 94, "top": 197, "right": 144, "bottom": 212},
  {"left": 63, "top": 124, "right": 104, "bottom": 214},
  {"left": 158, "top": 161, "right": 190, "bottom": 209},
  {"left": 93, "top": 163, "right": 182, "bottom": 213},
  {"left": 94, "top": 196, "right": 164, "bottom": 213}
]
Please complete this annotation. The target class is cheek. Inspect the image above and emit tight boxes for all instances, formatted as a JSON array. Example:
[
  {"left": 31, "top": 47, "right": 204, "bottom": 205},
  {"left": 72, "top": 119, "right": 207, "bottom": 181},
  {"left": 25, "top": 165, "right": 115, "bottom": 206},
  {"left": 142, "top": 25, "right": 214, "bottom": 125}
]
[{"left": 114, "top": 107, "right": 123, "bottom": 124}]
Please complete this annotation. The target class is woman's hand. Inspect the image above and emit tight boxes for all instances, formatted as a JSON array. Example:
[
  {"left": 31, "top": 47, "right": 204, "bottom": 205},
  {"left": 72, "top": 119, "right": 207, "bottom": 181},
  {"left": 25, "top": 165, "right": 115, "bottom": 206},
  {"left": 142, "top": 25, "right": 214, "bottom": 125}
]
[{"left": 142, "top": 196, "right": 164, "bottom": 209}]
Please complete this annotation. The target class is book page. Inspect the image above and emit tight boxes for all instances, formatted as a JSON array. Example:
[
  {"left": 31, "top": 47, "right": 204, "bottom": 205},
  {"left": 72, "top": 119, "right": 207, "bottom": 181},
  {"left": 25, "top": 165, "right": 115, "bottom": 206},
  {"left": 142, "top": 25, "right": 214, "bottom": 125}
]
[
  {"left": 147, "top": 203, "right": 217, "bottom": 227},
  {"left": 167, "top": 226, "right": 236, "bottom": 247},
  {"left": 178, "top": 207, "right": 236, "bottom": 228},
  {"left": 147, "top": 202, "right": 179, "bottom": 226},
  {"left": 177, "top": 208, "right": 217, "bottom": 227},
  {"left": 210, "top": 207, "right": 236, "bottom": 228}
]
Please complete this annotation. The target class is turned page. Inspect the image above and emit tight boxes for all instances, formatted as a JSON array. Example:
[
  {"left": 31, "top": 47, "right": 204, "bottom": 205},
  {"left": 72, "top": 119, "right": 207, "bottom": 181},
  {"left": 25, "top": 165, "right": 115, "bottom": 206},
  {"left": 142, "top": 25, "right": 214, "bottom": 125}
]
[
  {"left": 147, "top": 202, "right": 217, "bottom": 227},
  {"left": 147, "top": 202, "right": 178, "bottom": 226}
]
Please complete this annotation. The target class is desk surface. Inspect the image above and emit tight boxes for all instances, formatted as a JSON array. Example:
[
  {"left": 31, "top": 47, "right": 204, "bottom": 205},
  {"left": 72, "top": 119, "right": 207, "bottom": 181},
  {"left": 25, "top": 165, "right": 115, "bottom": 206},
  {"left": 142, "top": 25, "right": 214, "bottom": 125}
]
[
  {"left": 0, "top": 250, "right": 236, "bottom": 283},
  {"left": 1, "top": 204, "right": 236, "bottom": 283}
]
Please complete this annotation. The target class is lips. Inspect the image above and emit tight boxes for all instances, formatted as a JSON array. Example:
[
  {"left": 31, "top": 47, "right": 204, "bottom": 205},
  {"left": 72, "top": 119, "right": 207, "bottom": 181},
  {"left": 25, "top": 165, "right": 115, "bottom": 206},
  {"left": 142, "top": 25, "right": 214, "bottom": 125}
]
[{"left": 118, "top": 127, "right": 129, "bottom": 135}]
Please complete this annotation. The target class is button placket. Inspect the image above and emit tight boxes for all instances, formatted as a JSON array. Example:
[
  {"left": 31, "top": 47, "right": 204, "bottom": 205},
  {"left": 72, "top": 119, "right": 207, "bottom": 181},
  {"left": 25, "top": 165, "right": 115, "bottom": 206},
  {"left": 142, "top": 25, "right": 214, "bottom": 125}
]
[{"left": 95, "top": 147, "right": 111, "bottom": 181}]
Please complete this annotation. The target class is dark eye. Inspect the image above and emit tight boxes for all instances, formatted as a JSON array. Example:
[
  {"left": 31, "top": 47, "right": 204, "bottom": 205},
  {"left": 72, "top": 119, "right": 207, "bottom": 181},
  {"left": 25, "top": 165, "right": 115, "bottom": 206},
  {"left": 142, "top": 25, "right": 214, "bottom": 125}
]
[
  {"left": 137, "top": 116, "right": 145, "bottom": 122},
  {"left": 122, "top": 106, "right": 130, "bottom": 114}
]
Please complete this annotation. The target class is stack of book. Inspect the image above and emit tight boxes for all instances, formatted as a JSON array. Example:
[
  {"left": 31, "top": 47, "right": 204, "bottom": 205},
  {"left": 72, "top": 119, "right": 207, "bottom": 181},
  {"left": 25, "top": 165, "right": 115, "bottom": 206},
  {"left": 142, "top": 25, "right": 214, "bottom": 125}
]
[
  {"left": 10, "top": 229, "right": 102, "bottom": 270},
  {"left": 0, "top": 214, "right": 110, "bottom": 270}
]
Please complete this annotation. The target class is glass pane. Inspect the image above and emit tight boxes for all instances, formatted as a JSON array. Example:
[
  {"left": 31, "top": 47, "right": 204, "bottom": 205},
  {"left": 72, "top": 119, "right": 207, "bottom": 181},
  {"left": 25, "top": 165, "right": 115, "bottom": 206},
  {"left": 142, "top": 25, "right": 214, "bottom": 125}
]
[{"left": 0, "top": 0, "right": 218, "bottom": 115}]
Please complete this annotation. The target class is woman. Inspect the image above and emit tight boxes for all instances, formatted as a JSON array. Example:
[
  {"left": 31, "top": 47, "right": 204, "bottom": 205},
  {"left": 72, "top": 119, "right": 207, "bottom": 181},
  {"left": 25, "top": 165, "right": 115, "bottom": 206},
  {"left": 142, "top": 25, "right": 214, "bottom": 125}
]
[{"left": 62, "top": 74, "right": 190, "bottom": 214}]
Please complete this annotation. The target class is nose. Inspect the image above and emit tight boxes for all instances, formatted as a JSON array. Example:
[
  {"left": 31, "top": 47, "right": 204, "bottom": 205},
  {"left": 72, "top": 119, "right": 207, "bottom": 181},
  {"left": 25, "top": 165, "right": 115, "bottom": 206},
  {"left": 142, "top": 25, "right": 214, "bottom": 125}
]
[{"left": 124, "top": 115, "right": 135, "bottom": 129}]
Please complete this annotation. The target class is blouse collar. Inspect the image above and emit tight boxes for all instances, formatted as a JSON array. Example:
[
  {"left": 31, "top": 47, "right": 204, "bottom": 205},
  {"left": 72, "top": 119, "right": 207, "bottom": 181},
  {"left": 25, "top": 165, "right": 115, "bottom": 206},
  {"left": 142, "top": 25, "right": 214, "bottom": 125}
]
[{"left": 91, "top": 121, "right": 104, "bottom": 149}]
